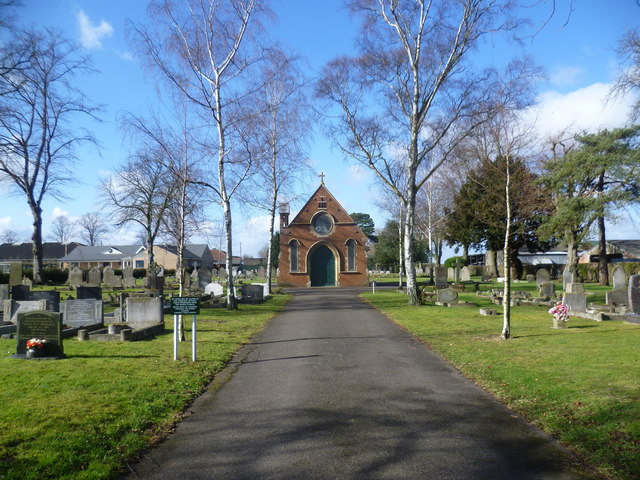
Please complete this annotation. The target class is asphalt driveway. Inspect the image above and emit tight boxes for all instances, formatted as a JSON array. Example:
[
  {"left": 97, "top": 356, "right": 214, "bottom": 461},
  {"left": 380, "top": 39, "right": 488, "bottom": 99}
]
[{"left": 124, "top": 287, "right": 589, "bottom": 479}]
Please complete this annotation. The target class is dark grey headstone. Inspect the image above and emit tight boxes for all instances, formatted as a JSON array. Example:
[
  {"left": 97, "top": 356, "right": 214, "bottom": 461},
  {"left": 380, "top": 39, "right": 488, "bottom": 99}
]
[
  {"left": 16, "top": 310, "right": 63, "bottom": 357},
  {"left": 199, "top": 268, "right": 212, "bottom": 291},
  {"left": 76, "top": 286, "right": 102, "bottom": 300},
  {"left": 241, "top": 284, "right": 264, "bottom": 303},
  {"left": 629, "top": 275, "right": 640, "bottom": 314},
  {"left": 434, "top": 266, "right": 447, "bottom": 288},
  {"left": 31, "top": 290, "right": 60, "bottom": 312},
  {"left": 61, "top": 299, "right": 103, "bottom": 328},
  {"left": 11, "top": 285, "right": 31, "bottom": 300}
]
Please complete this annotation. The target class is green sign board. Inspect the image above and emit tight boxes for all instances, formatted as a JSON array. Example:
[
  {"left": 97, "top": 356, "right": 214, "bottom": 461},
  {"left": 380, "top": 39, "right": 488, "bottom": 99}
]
[{"left": 170, "top": 297, "right": 200, "bottom": 315}]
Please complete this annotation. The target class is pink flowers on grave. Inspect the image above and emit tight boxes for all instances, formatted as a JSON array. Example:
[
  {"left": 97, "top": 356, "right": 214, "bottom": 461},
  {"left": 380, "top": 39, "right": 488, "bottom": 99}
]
[{"left": 549, "top": 302, "right": 570, "bottom": 324}]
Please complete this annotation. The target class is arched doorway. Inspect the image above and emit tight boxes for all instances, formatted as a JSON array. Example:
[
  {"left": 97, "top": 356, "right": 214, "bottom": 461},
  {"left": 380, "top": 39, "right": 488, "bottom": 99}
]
[{"left": 310, "top": 245, "right": 336, "bottom": 286}]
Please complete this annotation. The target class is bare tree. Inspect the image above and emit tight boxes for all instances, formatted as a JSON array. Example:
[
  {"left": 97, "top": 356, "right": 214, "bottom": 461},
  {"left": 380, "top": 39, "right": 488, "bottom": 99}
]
[
  {"left": 316, "top": 0, "right": 523, "bottom": 304},
  {"left": 241, "top": 47, "right": 312, "bottom": 294},
  {"left": 0, "top": 29, "right": 97, "bottom": 283},
  {"left": 134, "top": 0, "right": 269, "bottom": 309},
  {"left": 77, "top": 212, "right": 109, "bottom": 246},
  {"left": 611, "top": 28, "right": 640, "bottom": 121},
  {"left": 101, "top": 148, "right": 176, "bottom": 284},
  {"left": 49, "top": 216, "right": 76, "bottom": 243},
  {"left": 0, "top": 228, "right": 19, "bottom": 243}
]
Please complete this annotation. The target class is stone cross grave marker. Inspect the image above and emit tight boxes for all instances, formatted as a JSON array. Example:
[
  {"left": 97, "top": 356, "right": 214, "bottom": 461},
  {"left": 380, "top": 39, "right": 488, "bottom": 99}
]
[
  {"left": 68, "top": 267, "right": 83, "bottom": 288},
  {"left": 536, "top": 268, "right": 550, "bottom": 286},
  {"left": 61, "top": 299, "right": 103, "bottom": 328},
  {"left": 16, "top": 310, "right": 63, "bottom": 357},
  {"left": 9, "top": 262, "right": 22, "bottom": 287},
  {"left": 612, "top": 266, "right": 627, "bottom": 290}
]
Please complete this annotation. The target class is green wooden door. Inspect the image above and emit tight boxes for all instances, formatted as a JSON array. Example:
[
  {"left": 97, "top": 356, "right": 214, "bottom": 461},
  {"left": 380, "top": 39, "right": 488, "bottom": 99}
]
[{"left": 310, "top": 246, "right": 335, "bottom": 286}]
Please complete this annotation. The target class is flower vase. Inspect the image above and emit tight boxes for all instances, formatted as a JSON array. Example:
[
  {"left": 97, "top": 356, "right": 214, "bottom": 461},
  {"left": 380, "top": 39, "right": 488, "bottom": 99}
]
[{"left": 26, "top": 349, "right": 36, "bottom": 359}]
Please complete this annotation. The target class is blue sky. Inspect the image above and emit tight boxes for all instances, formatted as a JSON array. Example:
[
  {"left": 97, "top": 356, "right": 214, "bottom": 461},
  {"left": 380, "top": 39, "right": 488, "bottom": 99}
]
[{"left": 1, "top": 0, "right": 639, "bottom": 257}]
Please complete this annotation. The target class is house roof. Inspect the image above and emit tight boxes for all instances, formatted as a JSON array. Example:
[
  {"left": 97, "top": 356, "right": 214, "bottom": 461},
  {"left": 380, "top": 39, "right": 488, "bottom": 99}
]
[
  {"left": 156, "top": 244, "right": 211, "bottom": 260},
  {"left": 211, "top": 248, "right": 227, "bottom": 261},
  {"left": 606, "top": 240, "right": 640, "bottom": 258},
  {"left": 61, "top": 245, "right": 146, "bottom": 262},
  {"left": 0, "top": 242, "right": 82, "bottom": 261}
]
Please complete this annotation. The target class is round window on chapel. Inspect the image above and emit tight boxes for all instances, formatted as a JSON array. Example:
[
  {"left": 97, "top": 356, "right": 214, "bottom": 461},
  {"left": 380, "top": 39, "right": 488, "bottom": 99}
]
[{"left": 312, "top": 212, "right": 333, "bottom": 235}]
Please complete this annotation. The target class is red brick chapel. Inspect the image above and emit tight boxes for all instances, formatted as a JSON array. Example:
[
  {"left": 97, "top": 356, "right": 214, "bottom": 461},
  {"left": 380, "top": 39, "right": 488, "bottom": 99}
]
[{"left": 277, "top": 179, "right": 369, "bottom": 287}]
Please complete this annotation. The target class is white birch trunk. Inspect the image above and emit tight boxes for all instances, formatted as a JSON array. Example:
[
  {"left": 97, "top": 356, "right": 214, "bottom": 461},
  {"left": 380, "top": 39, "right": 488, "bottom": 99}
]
[{"left": 501, "top": 158, "right": 512, "bottom": 340}]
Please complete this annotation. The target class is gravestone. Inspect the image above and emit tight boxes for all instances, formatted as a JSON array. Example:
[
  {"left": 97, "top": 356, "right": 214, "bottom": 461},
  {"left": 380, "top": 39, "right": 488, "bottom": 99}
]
[
  {"left": 447, "top": 267, "right": 454, "bottom": 281},
  {"left": 562, "top": 267, "right": 576, "bottom": 290},
  {"left": 190, "top": 268, "right": 200, "bottom": 291},
  {"left": 257, "top": 266, "right": 266, "bottom": 278},
  {"left": 204, "top": 283, "right": 224, "bottom": 297},
  {"left": 219, "top": 269, "right": 227, "bottom": 281},
  {"left": 126, "top": 296, "right": 163, "bottom": 328},
  {"left": 241, "top": 284, "right": 264, "bottom": 303},
  {"left": 68, "top": 267, "right": 83, "bottom": 288},
  {"left": 21, "top": 276, "right": 33, "bottom": 287},
  {"left": 76, "top": 286, "right": 102, "bottom": 300},
  {"left": 434, "top": 266, "right": 447, "bottom": 288},
  {"left": 4, "top": 299, "right": 48, "bottom": 324},
  {"left": 123, "top": 267, "right": 136, "bottom": 288},
  {"left": 538, "top": 281, "right": 555, "bottom": 299},
  {"left": 182, "top": 273, "right": 190, "bottom": 289},
  {"left": 629, "top": 275, "right": 640, "bottom": 314},
  {"left": 87, "top": 267, "right": 101, "bottom": 287},
  {"left": 460, "top": 266, "right": 471, "bottom": 282},
  {"left": 526, "top": 274, "right": 535, "bottom": 283},
  {"left": 612, "top": 266, "right": 627, "bottom": 290},
  {"left": 199, "top": 267, "right": 212, "bottom": 291},
  {"left": 110, "top": 273, "right": 123, "bottom": 289},
  {"left": 156, "top": 265, "right": 165, "bottom": 277},
  {"left": 536, "top": 269, "right": 550, "bottom": 286},
  {"left": 454, "top": 267, "right": 461, "bottom": 283},
  {"left": 606, "top": 288, "right": 628, "bottom": 307},
  {"left": 563, "top": 292, "right": 587, "bottom": 313},
  {"left": 9, "top": 262, "right": 22, "bottom": 287},
  {"left": 102, "top": 266, "right": 115, "bottom": 286},
  {"left": 61, "top": 299, "right": 103, "bottom": 328},
  {"left": 436, "top": 288, "right": 458, "bottom": 304},
  {"left": 0, "top": 284, "right": 8, "bottom": 304},
  {"left": 565, "top": 283, "right": 585, "bottom": 294},
  {"left": 11, "top": 285, "right": 30, "bottom": 300},
  {"left": 31, "top": 290, "right": 60, "bottom": 312},
  {"left": 16, "top": 311, "right": 63, "bottom": 357}
]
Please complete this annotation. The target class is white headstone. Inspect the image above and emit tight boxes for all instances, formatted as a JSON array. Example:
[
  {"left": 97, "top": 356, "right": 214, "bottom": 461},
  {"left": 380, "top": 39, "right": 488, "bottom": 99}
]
[
  {"left": 536, "top": 268, "right": 550, "bottom": 286},
  {"left": 612, "top": 266, "right": 627, "bottom": 290},
  {"left": 204, "top": 282, "right": 224, "bottom": 297}
]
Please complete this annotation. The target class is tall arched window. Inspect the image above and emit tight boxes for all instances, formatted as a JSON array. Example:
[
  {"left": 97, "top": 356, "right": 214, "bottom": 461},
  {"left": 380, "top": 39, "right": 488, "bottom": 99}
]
[
  {"left": 289, "top": 240, "right": 299, "bottom": 272},
  {"left": 346, "top": 239, "right": 356, "bottom": 271}
]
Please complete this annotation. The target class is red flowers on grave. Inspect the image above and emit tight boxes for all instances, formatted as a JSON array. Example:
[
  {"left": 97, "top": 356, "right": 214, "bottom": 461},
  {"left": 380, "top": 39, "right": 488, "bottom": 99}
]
[{"left": 26, "top": 338, "right": 47, "bottom": 353}]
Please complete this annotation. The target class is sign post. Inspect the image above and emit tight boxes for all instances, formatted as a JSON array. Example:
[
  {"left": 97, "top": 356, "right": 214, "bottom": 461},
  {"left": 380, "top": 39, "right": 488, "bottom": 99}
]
[{"left": 170, "top": 297, "right": 201, "bottom": 361}]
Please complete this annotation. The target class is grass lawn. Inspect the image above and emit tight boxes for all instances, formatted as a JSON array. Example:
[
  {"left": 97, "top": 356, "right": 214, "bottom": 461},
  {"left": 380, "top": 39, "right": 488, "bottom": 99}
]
[
  {"left": 0, "top": 294, "right": 290, "bottom": 480},
  {"left": 362, "top": 288, "right": 640, "bottom": 480}
]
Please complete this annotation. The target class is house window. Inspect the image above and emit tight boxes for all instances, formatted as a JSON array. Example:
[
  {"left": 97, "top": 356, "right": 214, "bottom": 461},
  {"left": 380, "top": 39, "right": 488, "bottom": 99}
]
[
  {"left": 290, "top": 240, "right": 299, "bottom": 272},
  {"left": 135, "top": 260, "right": 144, "bottom": 268},
  {"left": 346, "top": 239, "right": 356, "bottom": 271}
]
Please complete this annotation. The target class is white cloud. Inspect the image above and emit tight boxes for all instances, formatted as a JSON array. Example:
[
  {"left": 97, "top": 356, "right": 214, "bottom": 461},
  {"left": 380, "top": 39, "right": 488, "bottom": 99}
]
[
  {"left": 549, "top": 65, "right": 584, "bottom": 88},
  {"left": 525, "top": 82, "right": 636, "bottom": 143},
  {"left": 0, "top": 216, "right": 13, "bottom": 227},
  {"left": 115, "top": 50, "right": 135, "bottom": 62},
  {"left": 52, "top": 207, "right": 69, "bottom": 218},
  {"left": 235, "top": 215, "right": 272, "bottom": 257},
  {"left": 77, "top": 11, "right": 113, "bottom": 49}
]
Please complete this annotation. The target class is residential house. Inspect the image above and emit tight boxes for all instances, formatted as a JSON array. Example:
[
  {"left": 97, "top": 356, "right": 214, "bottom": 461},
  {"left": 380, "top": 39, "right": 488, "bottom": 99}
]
[
  {"left": 0, "top": 242, "right": 82, "bottom": 272},
  {"left": 579, "top": 240, "right": 640, "bottom": 263},
  {"left": 155, "top": 244, "right": 215, "bottom": 270},
  {"left": 61, "top": 245, "right": 147, "bottom": 269}
]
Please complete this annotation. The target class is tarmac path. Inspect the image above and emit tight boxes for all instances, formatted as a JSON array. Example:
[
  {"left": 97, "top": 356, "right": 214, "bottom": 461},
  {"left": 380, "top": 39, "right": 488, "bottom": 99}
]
[{"left": 125, "top": 287, "right": 587, "bottom": 480}]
